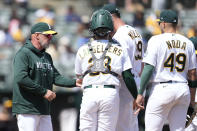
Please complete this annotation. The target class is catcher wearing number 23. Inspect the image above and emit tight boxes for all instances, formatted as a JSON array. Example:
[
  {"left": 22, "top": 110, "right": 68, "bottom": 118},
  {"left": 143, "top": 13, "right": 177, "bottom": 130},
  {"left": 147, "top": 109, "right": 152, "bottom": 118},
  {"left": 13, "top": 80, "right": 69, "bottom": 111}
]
[{"left": 75, "top": 9, "right": 140, "bottom": 131}]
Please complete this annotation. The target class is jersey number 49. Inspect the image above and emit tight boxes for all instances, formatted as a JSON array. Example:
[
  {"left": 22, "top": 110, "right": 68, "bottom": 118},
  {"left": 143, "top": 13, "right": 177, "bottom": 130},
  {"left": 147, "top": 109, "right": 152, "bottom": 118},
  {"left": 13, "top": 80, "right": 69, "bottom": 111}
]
[{"left": 164, "top": 53, "right": 186, "bottom": 72}]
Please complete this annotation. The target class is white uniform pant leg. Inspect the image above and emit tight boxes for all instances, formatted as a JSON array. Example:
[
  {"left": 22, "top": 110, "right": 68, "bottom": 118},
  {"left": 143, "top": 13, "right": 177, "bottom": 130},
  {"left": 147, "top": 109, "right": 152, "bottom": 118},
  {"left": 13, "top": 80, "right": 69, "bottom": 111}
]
[
  {"left": 17, "top": 114, "right": 39, "bottom": 131},
  {"left": 80, "top": 89, "right": 98, "bottom": 131},
  {"left": 116, "top": 79, "right": 139, "bottom": 131},
  {"left": 145, "top": 83, "right": 190, "bottom": 131},
  {"left": 80, "top": 88, "right": 119, "bottom": 131},
  {"left": 145, "top": 93, "right": 166, "bottom": 131},
  {"left": 97, "top": 88, "right": 119, "bottom": 131},
  {"left": 38, "top": 115, "right": 53, "bottom": 131},
  {"left": 17, "top": 114, "right": 53, "bottom": 131},
  {"left": 168, "top": 88, "right": 190, "bottom": 131},
  {"left": 59, "top": 108, "right": 77, "bottom": 131}
]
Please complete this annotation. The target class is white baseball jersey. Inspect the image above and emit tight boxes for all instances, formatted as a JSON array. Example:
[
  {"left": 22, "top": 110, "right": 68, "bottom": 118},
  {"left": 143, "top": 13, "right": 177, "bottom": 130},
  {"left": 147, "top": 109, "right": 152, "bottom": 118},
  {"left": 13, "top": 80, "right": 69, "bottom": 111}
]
[
  {"left": 113, "top": 25, "right": 144, "bottom": 77},
  {"left": 75, "top": 40, "right": 132, "bottom": 87},
  {"left": 113, "top": 25, "right": 144, "bottom": 131},
  {"left": 143, "top": 33, "right": 197, "bottom": 83}
]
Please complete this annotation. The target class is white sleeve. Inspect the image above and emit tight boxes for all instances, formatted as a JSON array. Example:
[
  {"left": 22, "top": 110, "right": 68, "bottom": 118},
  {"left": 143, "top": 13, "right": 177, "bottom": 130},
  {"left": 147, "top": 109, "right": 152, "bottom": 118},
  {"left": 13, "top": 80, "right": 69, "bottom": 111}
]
[
  {"left": 142, "top": 37, "right": 157, "bottom": 66},
  {"left": 113, "top": 34, "right": 134, "bottom": 63},
  {"left": 189, "top": 43, "right": 197, "bottom": 70},
  {"left": 75, "top": 50, "right": 83, "bottom": 75},
  {"left": 125, "top": 36, "right": 135, "bottom": 61},
  {"left": 122, "top": 48, "right": 132, "bottom": 71}
]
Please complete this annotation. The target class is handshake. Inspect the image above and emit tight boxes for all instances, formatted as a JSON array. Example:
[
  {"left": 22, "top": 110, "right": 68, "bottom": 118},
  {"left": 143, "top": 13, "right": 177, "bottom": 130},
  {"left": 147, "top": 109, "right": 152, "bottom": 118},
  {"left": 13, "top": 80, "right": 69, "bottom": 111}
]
[{"left": 44, "top": 78, "right": 83, "bottom": 101}]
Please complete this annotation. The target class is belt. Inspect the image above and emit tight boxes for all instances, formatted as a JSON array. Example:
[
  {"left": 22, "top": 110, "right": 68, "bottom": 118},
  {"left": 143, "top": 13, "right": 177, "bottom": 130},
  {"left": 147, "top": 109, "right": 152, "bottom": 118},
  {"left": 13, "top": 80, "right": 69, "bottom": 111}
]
[
  {"left": 160, "top": 80, "right": 186, "bottom": 84},
  {"left": 84, "top": 85, "right": 115, "bottom": 89}
]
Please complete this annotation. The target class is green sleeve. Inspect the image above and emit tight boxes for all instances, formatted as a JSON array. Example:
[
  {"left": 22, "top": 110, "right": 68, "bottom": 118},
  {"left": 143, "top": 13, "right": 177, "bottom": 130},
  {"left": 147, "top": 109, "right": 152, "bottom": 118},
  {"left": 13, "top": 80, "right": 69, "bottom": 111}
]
[
  {"left": 14, "top": 52, "right": 47, "bottom": 96},
  {"left": 138, "top": 64, "right": 154, "bottom": 95},
  {"left": 122, "top": 69, "right": 138, "bottom": 99},
  {"left": 53, "top": 67, "right": 76, "bottom": 87},
  {"left": 44, "top": 53, "right": 76, "bottom": 87}
]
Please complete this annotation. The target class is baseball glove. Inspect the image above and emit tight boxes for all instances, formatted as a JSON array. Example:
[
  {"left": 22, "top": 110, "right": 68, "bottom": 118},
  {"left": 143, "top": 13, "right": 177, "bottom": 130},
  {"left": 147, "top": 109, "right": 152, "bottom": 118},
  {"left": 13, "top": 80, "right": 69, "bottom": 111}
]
[{"left": 185, "top": 103, "right": 197, "bottom": 128}]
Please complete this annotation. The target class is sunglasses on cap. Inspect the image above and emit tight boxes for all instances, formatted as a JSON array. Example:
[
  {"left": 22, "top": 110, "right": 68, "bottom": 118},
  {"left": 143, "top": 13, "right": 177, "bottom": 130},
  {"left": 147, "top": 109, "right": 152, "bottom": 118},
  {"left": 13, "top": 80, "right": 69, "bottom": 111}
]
[
  {"left": 44, "top": 34, "right": 52, "bottom": 39},
  {"left": 35, "top": 32, "right": 52, "bottom": 39}
]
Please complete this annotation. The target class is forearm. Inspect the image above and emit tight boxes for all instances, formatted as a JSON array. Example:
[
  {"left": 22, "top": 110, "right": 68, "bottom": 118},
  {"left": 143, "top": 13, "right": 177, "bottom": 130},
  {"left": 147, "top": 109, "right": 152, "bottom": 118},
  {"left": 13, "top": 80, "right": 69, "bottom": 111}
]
[
  {"left": 52, "top": 65, "right": 76, "bottom": 87},
  {"left": 190, "top": 88, "right": 196, "bottom": 103},
  {"left": 122, "top": 69, "right": 138, "bottom": 99},
  {"left": 138, "top": 64, "right": 154, "bottom": 95},
  {"left": 188, "top": 68, "right": 197, "bottom": 103},
  {"left": 15, "top": 73, "right": 47, "bottom": 96},
  {"left": 54, "top": 75, "right": 76, "bottom": 87}
]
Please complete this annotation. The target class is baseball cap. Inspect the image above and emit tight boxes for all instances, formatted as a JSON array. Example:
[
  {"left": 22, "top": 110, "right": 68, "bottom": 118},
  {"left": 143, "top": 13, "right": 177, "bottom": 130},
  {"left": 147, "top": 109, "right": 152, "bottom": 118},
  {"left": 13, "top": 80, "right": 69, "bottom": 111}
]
[
  {"left": 157, "top": 10, "right": 178, "bottom": 24},
  {"left": 102, "top": 4, "right": 120, "bottom": 17},
  {"left": 189, "top": 37, "right": 197, "bottom": 54},
  {"left": 31, "top": 22, "right": 57, "bottom": 35}
]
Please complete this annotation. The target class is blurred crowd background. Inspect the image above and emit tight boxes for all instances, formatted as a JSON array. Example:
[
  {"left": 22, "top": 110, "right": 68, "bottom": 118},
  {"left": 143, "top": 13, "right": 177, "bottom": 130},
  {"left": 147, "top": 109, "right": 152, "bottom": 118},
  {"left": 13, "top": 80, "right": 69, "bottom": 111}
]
[{"left": 0, "top": 0, "right": 197, "bottom": 131}]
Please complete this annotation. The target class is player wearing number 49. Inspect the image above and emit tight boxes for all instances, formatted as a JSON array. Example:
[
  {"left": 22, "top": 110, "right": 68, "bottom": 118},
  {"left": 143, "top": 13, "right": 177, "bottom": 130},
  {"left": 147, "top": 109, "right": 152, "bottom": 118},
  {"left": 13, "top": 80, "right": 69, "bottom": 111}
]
[
  {"left": 135, "top": 10, "right": 197, "bottom": 131},
  {"left": 75, "top": 9, "right": 140, "bottom": 131}
]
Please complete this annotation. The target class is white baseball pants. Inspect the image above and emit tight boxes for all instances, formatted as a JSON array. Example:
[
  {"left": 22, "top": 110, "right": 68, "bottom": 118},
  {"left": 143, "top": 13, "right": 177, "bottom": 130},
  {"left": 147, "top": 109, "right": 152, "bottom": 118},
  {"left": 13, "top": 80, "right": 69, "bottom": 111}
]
[
  {"left": 80, "top": 87, "right": 119, "bottom": 131},
  {"left": 116, "top": 78, "right": 139, "bottom": 131},
  {"left": 17, "top": 114, "right": 53, "bottom": 131},
  {"left": 59, "top": 108, "right": 77, "bottom": 131},
  {"left": 145, "top": 83, "right": 190, "bottom": 131}
]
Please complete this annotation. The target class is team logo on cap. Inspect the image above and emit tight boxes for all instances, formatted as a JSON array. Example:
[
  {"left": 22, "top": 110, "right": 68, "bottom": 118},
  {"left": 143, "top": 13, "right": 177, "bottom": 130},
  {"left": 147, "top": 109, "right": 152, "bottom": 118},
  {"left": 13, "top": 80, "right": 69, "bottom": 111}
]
[{"left": 47, "top": 23, "right": 51, "bottom": 29}]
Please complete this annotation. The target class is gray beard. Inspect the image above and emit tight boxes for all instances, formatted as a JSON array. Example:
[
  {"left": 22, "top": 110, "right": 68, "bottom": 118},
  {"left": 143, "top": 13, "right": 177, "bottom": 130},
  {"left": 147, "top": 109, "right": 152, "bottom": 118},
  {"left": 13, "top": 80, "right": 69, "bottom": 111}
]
[{"left": 40, "top": 41, "right": 49, "bottom": 49}]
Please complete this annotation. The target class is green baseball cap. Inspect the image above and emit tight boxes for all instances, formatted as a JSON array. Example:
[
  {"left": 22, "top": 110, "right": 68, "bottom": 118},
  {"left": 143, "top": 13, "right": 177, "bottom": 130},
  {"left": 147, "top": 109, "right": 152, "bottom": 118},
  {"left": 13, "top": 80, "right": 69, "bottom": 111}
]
[
  {"left": 102, "top": 4, "right": 120, "bottom": 17},
  {"left": 157, "top": 10, "right": 178, "bottom": 24},
  {"left": 189, "top": 37, "right": 197, "bottom": 54},
  {"left": 31, "top": 22, "right": 57, "bottom": 35}
]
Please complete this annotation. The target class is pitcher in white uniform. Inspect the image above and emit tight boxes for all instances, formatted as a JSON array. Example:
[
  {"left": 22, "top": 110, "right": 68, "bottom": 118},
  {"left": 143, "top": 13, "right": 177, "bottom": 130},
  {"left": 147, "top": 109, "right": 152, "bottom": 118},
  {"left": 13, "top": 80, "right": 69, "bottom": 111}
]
[
  {"left": 102, "top": 4, "right": 144, "bottom": 131},
  {"left": 136, "top": 10, "right": 197, "bottom": 131},
  {"left": 75, "top": 9, "right": 140, "bottom": 131}
]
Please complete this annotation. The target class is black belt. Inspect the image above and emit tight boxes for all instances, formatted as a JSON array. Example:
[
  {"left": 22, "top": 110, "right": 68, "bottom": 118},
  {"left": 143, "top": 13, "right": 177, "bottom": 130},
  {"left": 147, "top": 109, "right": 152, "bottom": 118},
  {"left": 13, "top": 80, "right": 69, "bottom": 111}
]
[
  {"left": 84, "top": 85, "right": 115, "bottom": 89},
  {"left": 160, "top": 80, "right": 186, "bottom": 84}
]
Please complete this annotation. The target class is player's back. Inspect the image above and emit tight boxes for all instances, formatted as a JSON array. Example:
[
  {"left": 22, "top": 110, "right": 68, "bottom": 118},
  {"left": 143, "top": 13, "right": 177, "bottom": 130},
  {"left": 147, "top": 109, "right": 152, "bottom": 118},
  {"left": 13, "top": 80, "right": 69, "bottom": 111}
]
[
  {"left": 144, "top": 33, "right": 196, "bottom": 83},
  {"left": 75, "top": 40, "right": 131, "bottom": 87},
  {"left": 113, "top": 25, "right": 143, "bottom": 76}
]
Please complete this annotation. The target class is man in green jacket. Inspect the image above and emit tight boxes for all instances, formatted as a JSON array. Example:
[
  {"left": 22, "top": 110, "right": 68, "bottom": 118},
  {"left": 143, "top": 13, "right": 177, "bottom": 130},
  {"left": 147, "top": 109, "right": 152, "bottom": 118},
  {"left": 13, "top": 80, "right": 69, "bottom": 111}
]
[{"left": 12, "top": 22, "right": 82, "bottom": 131}]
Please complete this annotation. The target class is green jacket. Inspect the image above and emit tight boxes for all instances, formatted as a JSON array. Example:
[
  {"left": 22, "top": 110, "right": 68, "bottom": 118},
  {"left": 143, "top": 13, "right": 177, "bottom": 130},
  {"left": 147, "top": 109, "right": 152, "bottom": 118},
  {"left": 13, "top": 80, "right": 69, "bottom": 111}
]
[{"left": 12, "top": 40, "right": 76, "bottom": 115}]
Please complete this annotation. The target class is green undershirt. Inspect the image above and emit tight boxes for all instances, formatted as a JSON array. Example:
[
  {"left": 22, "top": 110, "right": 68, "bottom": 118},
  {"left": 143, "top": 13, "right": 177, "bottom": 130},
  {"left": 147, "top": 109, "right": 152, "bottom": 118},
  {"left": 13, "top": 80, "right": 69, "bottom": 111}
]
[
  {"left": 138, "top": 64, "right": 154, "bottom": 95},
  {"left": 122, "top": 69, "right": 138, "bottom": 99}
]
